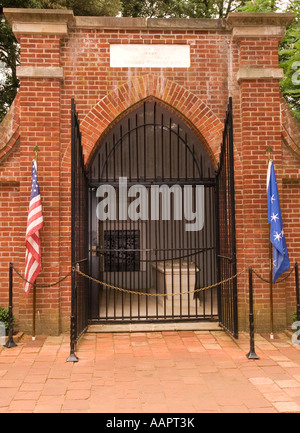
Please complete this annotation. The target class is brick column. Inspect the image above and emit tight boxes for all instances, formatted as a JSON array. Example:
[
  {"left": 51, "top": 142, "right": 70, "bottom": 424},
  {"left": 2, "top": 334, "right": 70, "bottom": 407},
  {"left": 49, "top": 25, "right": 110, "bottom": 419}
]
[
  {"left": 227, "top": 13, "right": 294, "bottom": 332},
  {"left": 4, "top": 9, "right": 74, "bottom": 334}
]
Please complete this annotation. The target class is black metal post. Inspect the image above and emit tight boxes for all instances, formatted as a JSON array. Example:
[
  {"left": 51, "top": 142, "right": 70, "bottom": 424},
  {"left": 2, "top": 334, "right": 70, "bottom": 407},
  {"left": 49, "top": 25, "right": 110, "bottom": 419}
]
[
  {"left": 295, "top": 263, "right": 300, "bottom": 344},
  {"left": 228, "top": 97, "right": 238, "bottom": 339},
  {"left": 66, "top": 265, "right": 79, "bottom": 362},
  {"left": 4, "top": 263, "right": 17, "bottom": 348},
  {"left": 67, "top": 99, "right": 79, "bottom": 362},
  {"left": 246, "top": 267, "right": 259, "bottom": 359},
  {"left": 295, "top": 263, "right": 300, "bottom": 323}
]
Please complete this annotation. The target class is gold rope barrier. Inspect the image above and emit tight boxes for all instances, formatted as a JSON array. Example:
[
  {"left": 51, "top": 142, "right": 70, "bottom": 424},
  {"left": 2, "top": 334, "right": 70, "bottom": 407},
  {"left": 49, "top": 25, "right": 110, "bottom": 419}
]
[{"left": 75, "top": 267, "right": 247, "bottom": 297}]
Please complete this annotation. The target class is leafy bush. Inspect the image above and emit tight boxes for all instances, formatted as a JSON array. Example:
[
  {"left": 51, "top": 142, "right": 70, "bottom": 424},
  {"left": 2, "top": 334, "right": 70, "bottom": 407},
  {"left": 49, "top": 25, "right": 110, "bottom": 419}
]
[{"left": 0, "top": 306, "right": 14, "bottom": 334}]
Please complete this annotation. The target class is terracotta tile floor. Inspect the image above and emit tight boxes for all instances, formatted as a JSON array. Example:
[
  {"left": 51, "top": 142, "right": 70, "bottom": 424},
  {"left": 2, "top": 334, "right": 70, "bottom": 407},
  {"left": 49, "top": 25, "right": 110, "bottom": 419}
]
[{"left": 1, "top": 330, "right": 300, "bottom": 413}]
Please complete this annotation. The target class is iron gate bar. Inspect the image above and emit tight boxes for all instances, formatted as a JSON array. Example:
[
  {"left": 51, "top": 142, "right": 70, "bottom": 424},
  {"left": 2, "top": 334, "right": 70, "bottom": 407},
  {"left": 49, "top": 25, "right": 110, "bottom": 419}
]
[
  {"left": 96, "top": 125, "right": 203, "bottom": 180},
  {"left": 67, "top": 99, "right": 89, "bottom": 362},
  {"left": 216, "top": 97, "right": 238, "bottom": 339},
  {"left": 89, "top": 179, "right": 216, "bottom": 188}
]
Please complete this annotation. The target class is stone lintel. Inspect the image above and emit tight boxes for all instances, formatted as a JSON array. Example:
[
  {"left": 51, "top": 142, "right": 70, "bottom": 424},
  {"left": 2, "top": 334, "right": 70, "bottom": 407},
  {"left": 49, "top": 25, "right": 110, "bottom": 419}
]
[
  {"left": 237, "top": 67, "right": 284, "bottom": 82},
  {"left": 4, "top": 8, "right": 74, "bottom": 35},
  {"left": 233, "top": 26, "right": 286, "bottom": 38},
  {"left": 74, "top": 16, "right": 230, "bottom": 30},
  {"left": 12, "top": 22, "right": 69, "bottom": 35},
  {"left": 228, "top": 12, "right": 294, "bottom": 39},
  {"left": 74, "top": 16, "right": 147, "bottom": 29},
  {"left": 17, "top": 66, "right": 64, "bottom": 80},
  {"left": 147, "top": 18, "right": 229, "bottom": 30},
  {"left": 4, "top": 8, "right": 74, "bottom": 25},
  {"left": 227, "top": 12, "right": 295, "bottom": 28}
]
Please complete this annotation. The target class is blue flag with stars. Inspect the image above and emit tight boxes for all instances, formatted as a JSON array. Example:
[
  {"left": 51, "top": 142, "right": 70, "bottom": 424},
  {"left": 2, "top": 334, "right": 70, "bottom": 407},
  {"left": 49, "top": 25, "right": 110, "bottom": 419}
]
[{"left": 267, "top": 160, "right": 290, "bottom": 282}]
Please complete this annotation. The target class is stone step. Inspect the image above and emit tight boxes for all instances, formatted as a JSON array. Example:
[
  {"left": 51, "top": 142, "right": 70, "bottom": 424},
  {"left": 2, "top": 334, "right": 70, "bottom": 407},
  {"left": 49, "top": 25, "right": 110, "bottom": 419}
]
[{"left": 87, "top": 321, "right": 222, "bottom": 333}]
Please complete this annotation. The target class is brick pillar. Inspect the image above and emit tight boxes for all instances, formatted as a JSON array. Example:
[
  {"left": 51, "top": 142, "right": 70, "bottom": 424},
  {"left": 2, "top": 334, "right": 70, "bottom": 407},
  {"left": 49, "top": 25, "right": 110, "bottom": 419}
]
[
  {"left": 227, "top": 13, "right": 294, "bottom": 332},
  {"left": 5, "top": 9, "right": 73, "bottom": 334}
]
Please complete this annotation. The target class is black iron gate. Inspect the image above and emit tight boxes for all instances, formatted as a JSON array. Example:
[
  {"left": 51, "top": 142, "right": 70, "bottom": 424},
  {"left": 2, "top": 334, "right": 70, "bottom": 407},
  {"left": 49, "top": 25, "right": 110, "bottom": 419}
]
[
  {"left": 69, "top": 97, "right": 238, "bottom": 337},
  {"left": 88, "top": 100, "right": 218, "bottom": 323},
  {"left": 69, "top": 99, "right": 89, "bottom": 353},
  {"left": 216, "top": 97, "right": 238, "bottom": 338}
]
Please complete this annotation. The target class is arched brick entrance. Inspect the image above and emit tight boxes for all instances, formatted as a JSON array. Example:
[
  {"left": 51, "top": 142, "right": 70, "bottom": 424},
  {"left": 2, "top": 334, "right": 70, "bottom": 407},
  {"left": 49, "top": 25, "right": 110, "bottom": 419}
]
[
  {"left": 80, "top": 74, "right": 223, "bottom": 167},
  {"left": 84, "top": 97, "right": 220, "bottom": 324}
]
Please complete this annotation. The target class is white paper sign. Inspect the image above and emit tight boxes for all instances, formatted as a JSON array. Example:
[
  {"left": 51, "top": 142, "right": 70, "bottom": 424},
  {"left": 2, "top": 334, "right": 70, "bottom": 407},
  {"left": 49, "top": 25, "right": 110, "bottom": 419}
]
[{"left": 110, "top": 44, "right": 190, "bottom": 68}]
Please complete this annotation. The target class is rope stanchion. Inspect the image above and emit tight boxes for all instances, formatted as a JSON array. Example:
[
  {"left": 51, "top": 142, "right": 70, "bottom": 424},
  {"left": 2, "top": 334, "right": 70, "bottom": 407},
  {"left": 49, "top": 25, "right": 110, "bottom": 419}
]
[
  {"left": 252, "top": 264, "right": 296, "bottom": 285},
  {"left": 3, "top": 263, "right": 17, "bottom": 348},
  {"left": 248, "top": 263, "right": 297, "bottom": 358},
  {"left": 5, "top": 259, "right": 300, "bottom": 362},
  {"left": 12, "top": 265, "right": 72, "bottom": 288}
]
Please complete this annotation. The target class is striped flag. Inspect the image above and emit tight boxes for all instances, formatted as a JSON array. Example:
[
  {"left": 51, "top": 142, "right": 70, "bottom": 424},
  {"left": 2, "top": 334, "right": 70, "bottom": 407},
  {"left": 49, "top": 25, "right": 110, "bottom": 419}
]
[{"left": 24, "top": 160, "right": 43, "bottom": 294}]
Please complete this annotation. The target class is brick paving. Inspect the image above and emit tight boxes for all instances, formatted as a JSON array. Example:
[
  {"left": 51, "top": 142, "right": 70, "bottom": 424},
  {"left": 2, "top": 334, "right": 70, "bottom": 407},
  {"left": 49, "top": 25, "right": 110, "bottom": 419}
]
[{"left": 0, "top": 330, "right": 300, "bottom": 413}]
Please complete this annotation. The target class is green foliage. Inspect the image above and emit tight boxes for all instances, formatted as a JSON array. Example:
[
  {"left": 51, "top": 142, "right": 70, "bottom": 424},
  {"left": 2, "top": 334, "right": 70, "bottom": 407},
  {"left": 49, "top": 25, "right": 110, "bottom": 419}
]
[
  {"left": 2, "top": 0, "right": 121, "bottom": 15},
  {"left": 0, "top": 306, "right": 14, "bottom": 332},
  {"left": 279, "top": 1, "right": 300, "bottom": 122},
  {"left": 0, "top": 13, "right": 19, "bottom": 122},
  {"left": 0, "top": 1, "right": 39, "bottom": 122},
  {"left": 121, "top": 0, "right": 186, "bottom": 18},
  {"left": 121, "top": 0, "right": 249, "bottom": 18},
  {"left": 2, "top": 0, "right": 42, "bottom": 6},
  {"left": 238, "top": 0, "right": 278, "bottom": 12},
  {"left": 279, "top": 27, "right": 300, "bottom": 122},
  {"left": 38, "top": 0, "right": 121, "bottom": 16}
]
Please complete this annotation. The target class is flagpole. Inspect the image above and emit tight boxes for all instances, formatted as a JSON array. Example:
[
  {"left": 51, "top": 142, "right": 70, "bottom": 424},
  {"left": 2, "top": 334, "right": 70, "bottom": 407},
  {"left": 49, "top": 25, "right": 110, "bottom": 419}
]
[
  {"left": 32, "top": 146, "right": 40, "bottom": 341},
  {"left": 266, "top": 146, "right": 274, "bottom": 340},
  {"left": 269, "top": 226, "right": 274, "bottom": 339}
]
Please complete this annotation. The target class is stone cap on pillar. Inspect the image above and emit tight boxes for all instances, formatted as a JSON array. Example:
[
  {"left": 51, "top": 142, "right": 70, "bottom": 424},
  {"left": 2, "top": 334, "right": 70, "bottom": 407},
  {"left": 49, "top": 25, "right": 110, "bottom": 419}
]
[
  {"left": 4, "top": 8, "right": 75, "bottom": 35},
  {"left": 226, "top": 12, "right": 295, "bottom": 39}
]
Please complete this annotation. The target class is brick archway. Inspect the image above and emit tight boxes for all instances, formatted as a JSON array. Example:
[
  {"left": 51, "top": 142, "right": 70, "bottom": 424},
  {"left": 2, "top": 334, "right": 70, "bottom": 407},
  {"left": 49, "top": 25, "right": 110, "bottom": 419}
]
[{"left": 80, "top": 74, "right": 223, "bottom": 167}]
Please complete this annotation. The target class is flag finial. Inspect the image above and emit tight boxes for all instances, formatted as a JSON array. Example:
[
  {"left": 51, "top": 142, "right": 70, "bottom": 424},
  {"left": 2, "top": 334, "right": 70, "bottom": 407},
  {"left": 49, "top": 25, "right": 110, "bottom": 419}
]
[
  {"left": 33, "top": 145, "right": 40, "bottom": 170},
  {"left": 266, "top": 146, "right": 273, "bottom": 161}
]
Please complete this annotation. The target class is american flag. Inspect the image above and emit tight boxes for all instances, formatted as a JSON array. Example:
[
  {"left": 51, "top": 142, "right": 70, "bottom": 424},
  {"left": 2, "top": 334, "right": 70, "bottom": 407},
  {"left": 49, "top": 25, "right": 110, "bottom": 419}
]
[{"left": 24, "top": 160, "right": 43, "bottom": 294}]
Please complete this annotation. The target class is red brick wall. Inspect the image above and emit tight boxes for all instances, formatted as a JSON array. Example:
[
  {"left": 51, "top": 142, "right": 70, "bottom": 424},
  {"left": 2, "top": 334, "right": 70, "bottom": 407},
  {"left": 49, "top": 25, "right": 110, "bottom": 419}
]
[
  {"left": 9, "top": 33, "right": 63, "bottom": 334},
  {"left": 239, "top": 78, "right": 284, "bottom": 330},
  {"left": 18, "top": 35, "right": 61, "bottom": 67},
  {"left": 235, "top": 28, "right": 289, "bottom": 331},
  {"left": 61, "top": 28, "right": 231, "bottom": 120},
  {"left": 0, "top": 185, "right": 20, "bottom": 305},
  {"left": 239, "top": 38, "right": 280, "bottom": 68}
]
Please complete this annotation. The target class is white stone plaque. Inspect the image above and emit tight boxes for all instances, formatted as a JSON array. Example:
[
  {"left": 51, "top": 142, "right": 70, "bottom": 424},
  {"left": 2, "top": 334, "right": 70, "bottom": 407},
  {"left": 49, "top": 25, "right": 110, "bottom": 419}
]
[{"left": 110, "top": 44, "right": 190, "bottom": 68}]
